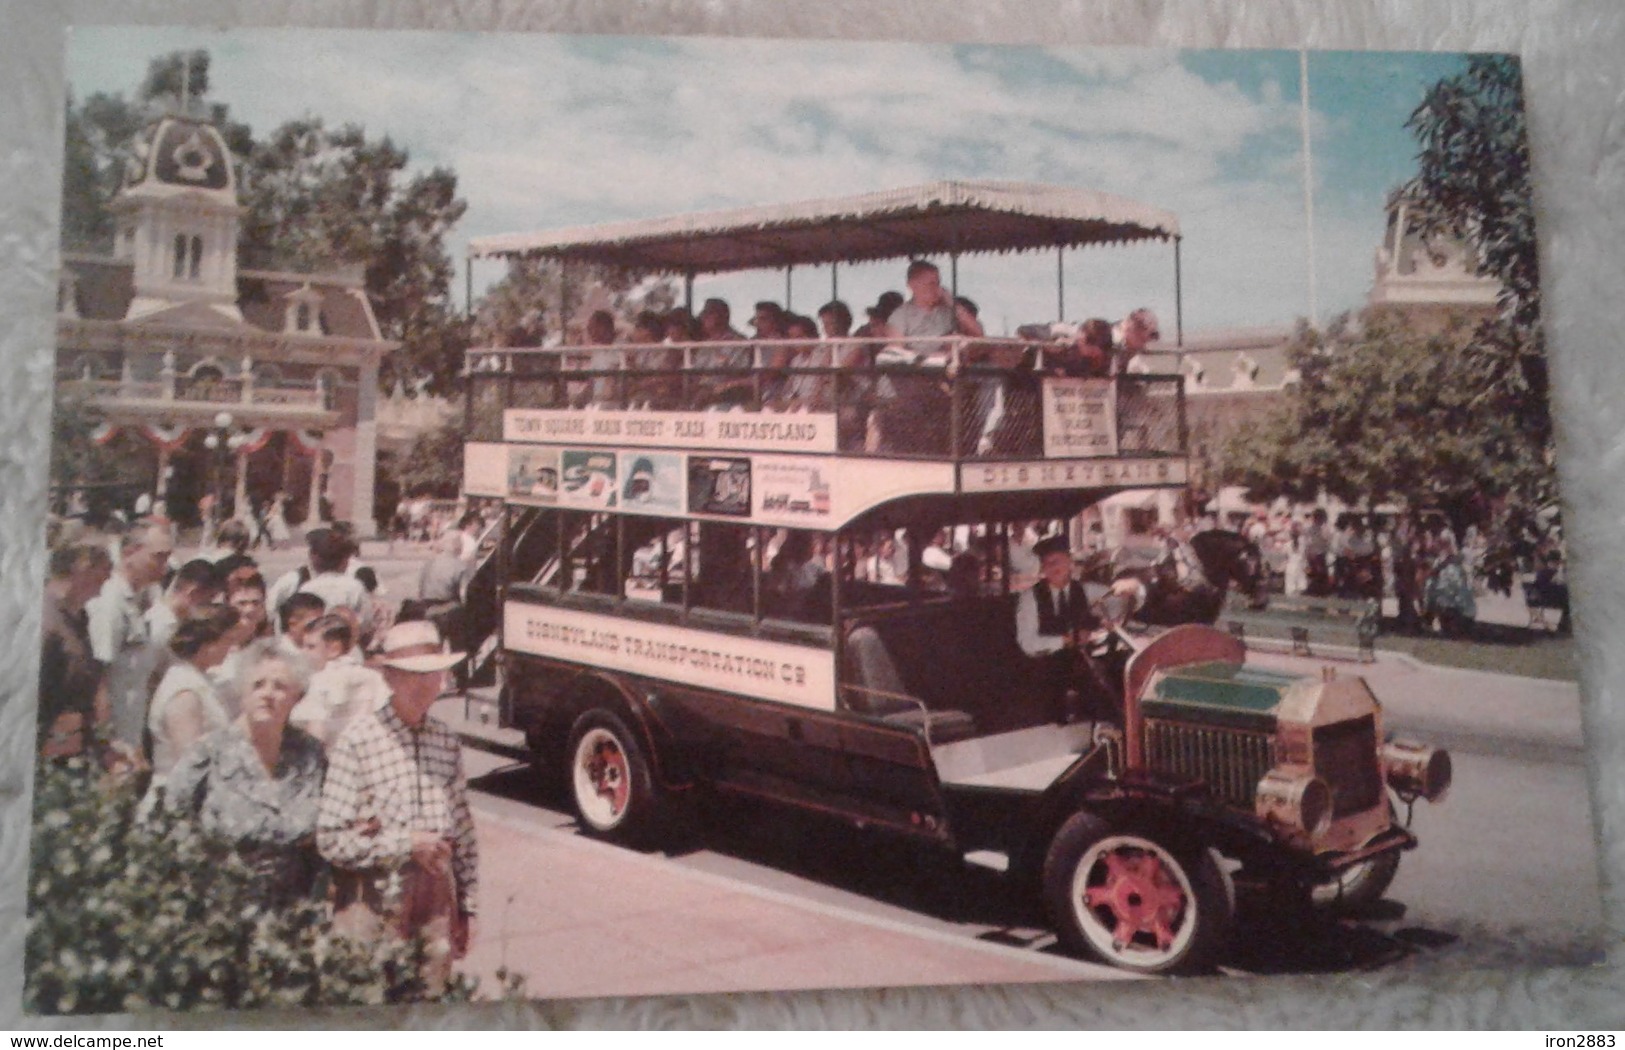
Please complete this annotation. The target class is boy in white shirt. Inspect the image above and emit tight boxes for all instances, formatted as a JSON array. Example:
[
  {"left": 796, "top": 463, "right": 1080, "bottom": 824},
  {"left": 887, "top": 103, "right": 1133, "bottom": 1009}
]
[{"left": 290, "top": 613, "right": 389, "bottom": 747}]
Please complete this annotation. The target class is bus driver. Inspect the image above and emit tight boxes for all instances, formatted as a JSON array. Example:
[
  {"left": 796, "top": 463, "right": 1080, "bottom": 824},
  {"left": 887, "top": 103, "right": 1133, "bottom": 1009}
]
[{"left": 1015, "top": 534, "right": 1104, "bottom": 725}]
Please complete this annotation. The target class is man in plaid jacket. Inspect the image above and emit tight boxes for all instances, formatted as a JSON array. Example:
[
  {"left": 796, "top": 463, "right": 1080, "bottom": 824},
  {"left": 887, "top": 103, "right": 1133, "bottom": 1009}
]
[{"left": 318, "top": 620, "right": 477, "bottom": 990}]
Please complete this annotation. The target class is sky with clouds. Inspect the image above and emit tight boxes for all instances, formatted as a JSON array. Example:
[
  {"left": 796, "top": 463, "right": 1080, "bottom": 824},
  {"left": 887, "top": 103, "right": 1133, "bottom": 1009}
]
[{"left": 66, "top": 28, "right": 1476, "bottom": 338}]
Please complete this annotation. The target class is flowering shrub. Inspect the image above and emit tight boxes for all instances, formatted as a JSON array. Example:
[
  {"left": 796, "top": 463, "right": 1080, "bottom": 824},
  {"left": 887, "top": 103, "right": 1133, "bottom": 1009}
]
[{"left": 25, "top": 759, "right": 516, "bottom": 1014}]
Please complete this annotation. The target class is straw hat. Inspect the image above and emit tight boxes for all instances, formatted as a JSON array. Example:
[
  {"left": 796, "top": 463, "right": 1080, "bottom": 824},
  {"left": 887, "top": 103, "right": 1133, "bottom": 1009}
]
[{"left": 378, "top": 620, "right": 464, "bottom": 673}]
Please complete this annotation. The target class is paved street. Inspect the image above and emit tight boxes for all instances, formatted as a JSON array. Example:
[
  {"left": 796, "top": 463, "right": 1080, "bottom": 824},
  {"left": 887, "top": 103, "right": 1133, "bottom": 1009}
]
[{"left": 235, "top": 535, "right": 1607, "bottom": 997}]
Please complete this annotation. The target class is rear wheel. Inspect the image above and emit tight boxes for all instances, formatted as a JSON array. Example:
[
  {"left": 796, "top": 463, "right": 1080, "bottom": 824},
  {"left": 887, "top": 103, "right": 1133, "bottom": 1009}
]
[
  {"left": 567, "top": 709, "right": 661, "bottom": 843},
  {"left": 1043, "top": 812, "right": 1233, "bottom": 975}
]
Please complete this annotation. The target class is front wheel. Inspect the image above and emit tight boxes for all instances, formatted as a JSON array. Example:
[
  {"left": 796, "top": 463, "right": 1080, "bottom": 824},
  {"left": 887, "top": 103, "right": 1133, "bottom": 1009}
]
[
  {"left": 1043, "top": 813, "right": 1233, "bottom": 975},
  {"left": 566, "top": 709, "right": 661, "bottom": 843},
  {"left": 1309, "top": 847, "right": 1401, "bottom": 913}
]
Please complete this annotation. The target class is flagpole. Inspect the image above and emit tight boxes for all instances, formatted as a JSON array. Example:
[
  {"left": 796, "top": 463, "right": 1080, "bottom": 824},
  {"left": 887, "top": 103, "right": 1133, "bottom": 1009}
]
[{"left": 1300, "top": 49, "right": 1318, "bottom": 328}]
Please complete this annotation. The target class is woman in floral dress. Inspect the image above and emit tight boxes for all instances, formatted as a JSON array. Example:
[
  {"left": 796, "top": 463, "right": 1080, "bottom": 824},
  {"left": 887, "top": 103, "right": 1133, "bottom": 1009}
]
[{"left": 165, "top": 639, "right": 325, "bottom": 903}]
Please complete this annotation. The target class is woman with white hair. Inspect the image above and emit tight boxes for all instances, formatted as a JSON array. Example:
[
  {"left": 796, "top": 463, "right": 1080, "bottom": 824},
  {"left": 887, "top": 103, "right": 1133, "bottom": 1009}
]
[{"left": 165, "top": 638, "right": 326, "bottom": 903}]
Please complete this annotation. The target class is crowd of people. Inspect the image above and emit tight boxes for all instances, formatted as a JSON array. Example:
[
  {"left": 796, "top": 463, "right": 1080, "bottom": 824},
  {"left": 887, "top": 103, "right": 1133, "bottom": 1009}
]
[
  {"left": 489, "top": 257, "right": 1160, "bottom": 456},
  {"left": 1222, "top": 506, "right": 1570, "bottom": 636},
  {"left": 37, "top": 517, "right": 479, "bottom": 991}
]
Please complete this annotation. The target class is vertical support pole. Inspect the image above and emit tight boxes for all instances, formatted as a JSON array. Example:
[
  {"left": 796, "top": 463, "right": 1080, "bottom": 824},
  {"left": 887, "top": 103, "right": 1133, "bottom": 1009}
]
[
  {"left": 559, "top": 261, "right": 572, "bottom": 343},
  {"left": 830, "top": 531, "right": 845, "bottom": 709},
  {"left": 493, "top": 501, "right": 511, "bottom": 717},
  {"left": 684, "top": 270, "right": 694, "bottom": 313},
  {"left": 1300, "top": 48, "right": 1318, "bottom": 330},
  {"left": 1057, "top": 247, "right": 1065, "bottom": 321},
  {"left": 155, "top": 446, "right": 171, "bottom": 501},
  {"left": 465, "top": 257, "right": 474, "bottom": 321},
  {"left": 280, "top": 430, "right": 295, "bottom": 496},
  {"left": 751, "top": 526, "right": 763, "bottom": 623},
  {"left": 232, "top": 448, "right": 250, "bottom": 525},
  {"left": 1174, "top": 236, "right": 1185, "bottom": 348},
  {"left": 306, "top": 441, "right": 325, "bottom": 525},
  {"left": 784, "top": 266, "right": 793, "bottom": 311},
  {"left": 681, "top": 521, "right": 693, "bottom": 614},
  {"left": 354, "top": 357, "right": 381, "bottom": 536},
  {"left": 830, "top": 263, "right": 838, "bottom": 302}
]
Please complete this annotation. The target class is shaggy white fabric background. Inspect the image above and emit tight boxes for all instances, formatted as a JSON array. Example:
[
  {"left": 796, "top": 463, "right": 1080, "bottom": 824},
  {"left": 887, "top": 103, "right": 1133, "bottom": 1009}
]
[{"left": 2, "top": 0, "right": 1622, "bottom": 1030}]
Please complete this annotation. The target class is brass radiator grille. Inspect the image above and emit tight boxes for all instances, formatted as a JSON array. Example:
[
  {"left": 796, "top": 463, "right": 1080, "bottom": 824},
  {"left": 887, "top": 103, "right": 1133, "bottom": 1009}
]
[{"left": 1142, "top": 720, "right": 1276, "bottom": 808}]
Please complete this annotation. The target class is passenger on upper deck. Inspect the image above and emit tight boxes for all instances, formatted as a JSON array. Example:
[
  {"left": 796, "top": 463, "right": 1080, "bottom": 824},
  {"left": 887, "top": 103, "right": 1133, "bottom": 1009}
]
[
  {"left": 570, "top": 309, "right": 619, "bottom": 409},
  {"left": 1112, "top": 308, "right": 1161, "bottom": 375},
  {"left": 855, "top": 291, "right": 902, "bottom": 337},
  {"left": 750, "top": 302, "right": 793, "bottom": 370},
  {"left": 883, "top": 260, "right": 984, "bottom": 362},
  {"left": 665, "top": 306, "right": 702, "bottom": 344},
  {"left": 696, "top": 298, "right": 744, "bottom": 344},
  {"left": 630, "top": 311, "right": 682, "bottom": 410},
  {"left": 773, "top": 313, "right": 831, "bottom": 411},
  {"left": 691, "top": 298, "right": 752, "bottom": 407},
  {"left": 870, "top": 261, "right": 982, "bottom": 453}
]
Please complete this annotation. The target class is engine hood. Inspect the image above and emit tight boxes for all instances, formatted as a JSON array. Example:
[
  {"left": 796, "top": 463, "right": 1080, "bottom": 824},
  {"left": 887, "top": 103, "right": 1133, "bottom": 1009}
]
[{"left": 1137, "top": 660, "right": 1300, "bottom": 732}]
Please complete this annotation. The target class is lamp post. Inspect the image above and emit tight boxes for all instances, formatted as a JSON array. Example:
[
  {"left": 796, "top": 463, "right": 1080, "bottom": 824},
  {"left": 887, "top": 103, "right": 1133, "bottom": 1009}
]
[{"left": 202, "top": 410, "right": 238, "bottom": 525}]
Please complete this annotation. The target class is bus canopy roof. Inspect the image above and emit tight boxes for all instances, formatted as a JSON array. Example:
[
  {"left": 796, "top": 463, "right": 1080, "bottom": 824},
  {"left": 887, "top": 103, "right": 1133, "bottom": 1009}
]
[{"left": 466, "top": 180, "right": 1180, "bottom": 274}]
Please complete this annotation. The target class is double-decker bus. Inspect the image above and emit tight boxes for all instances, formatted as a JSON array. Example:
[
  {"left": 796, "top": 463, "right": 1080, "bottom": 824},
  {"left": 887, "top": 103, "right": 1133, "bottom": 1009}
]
[{"left": 459, "top": 181, "right": 1450, "bottom": 975}]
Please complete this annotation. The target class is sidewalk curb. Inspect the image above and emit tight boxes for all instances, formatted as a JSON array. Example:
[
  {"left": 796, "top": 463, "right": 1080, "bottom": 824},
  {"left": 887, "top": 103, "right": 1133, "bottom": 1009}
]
[
  {"left": 468, "top": 800, "right": 1133, "bottom": 985},
  {"left": 1240, "top": 635, "right": 1575, "bottom": 690}
]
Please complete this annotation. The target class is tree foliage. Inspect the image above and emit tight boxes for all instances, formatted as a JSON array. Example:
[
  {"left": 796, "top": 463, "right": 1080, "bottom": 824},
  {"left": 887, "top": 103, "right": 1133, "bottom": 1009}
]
[
  {"left": 1223, "top": 313, "right": 1551, "bottom": 531},
  {"left": 1226, "top": 56, "right": 1555, "bottom": 531},
  {"left": 238, "top": 117, "right": 471, "bottom": 392},
  {"left": 395, "top": 422, "right": 469, "bottom": 499},
  {"left": 473, "top": 257, "right": 678, "bottom": 348},
  {"left": 1403, "top": 54, "right": 1550, "bottom": 462},
  {"left": 1405, "top": 54, "right": 1539, "bottom": 332},
  {"left": 25, "top": 760, "right": 510, "bottom": 1014}
]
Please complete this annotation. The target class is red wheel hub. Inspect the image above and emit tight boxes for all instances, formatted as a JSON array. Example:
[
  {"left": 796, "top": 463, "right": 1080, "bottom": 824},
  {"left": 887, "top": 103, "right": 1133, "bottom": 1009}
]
[
  {"left": 1084, "top": 848, "right": 1189, "bottom": 951},
  {"left": 586, "top": 740, "right": 630, "bottom": 815}
]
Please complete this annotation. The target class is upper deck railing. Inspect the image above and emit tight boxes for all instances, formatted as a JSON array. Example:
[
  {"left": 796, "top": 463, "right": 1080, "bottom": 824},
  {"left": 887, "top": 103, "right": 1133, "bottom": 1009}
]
[{"left": 465, "top": 336, "right": 1186, "bottom": 463}]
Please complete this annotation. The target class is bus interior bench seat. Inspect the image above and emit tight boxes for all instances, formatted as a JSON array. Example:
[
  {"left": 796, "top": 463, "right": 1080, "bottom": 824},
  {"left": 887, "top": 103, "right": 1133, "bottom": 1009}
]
[
  {"left": 843, "top": 626, "right": 977, "bottom": 744},
  {"left": 843, "top": 599, "right": 1051, "bottom": 741}
]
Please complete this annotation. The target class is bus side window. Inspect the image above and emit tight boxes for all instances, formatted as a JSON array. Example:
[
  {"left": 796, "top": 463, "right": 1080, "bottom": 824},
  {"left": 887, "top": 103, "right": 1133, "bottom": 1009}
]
[
  {"left": 762, "top": 528, "right": 832, "bottom": 625},
  {"left": 624, "top": 517, "right": 687, "bottom": 605},
  {"left": 507, "top": 506, "right": 561, "bottom": 588},
  {"left": 561, "top": 510, "right": 618, "bottom": 597},
  {"left": 690, "top": 521, "right": 753, "bottom": 616}
]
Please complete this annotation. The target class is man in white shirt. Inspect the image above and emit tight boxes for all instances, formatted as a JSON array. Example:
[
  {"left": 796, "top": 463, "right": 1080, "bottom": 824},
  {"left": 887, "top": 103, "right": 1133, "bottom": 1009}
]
[
  {"left": 295, "top": 528, "right": 374, "bottom": 641},
  {"left": 87, "top": 519, "right": 174, "bottom": 750},
  {"left": 145, "top": 558, "right": 223, "bottom": 650}
]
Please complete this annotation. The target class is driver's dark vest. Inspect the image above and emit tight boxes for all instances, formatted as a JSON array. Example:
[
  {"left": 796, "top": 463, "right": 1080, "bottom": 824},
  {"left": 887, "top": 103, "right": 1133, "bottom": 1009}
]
[{"left": 1035, "top": 580, "right": 1088, "bottom": 637}]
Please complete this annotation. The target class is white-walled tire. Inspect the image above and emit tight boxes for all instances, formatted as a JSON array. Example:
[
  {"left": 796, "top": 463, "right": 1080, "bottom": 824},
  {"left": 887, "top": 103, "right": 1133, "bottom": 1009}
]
[
  {"left": 1043, "top": 813, "right": 1233, "bottom": 975},
  {"left": 567, "top": 709, "right": 659, "bottom": 842},
  {"left": 1310, "top": 848, "right": 1401, "bottom": 912}
]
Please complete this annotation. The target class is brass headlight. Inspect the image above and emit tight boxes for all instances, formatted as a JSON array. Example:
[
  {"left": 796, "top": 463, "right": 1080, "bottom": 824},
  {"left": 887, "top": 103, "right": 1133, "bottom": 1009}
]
[
  {"left": 1256, "top": 768, "right": 1334, "bottom": 838},
  {"left": 1382, "top": 740, "right": 1452, "bottom": 802}
]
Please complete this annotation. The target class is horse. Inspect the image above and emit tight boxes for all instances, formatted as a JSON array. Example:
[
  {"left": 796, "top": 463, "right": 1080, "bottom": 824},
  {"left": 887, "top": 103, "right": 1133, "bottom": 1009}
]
[{"left": 1090, "top": 529, "right": 1269, "bottom": 627}]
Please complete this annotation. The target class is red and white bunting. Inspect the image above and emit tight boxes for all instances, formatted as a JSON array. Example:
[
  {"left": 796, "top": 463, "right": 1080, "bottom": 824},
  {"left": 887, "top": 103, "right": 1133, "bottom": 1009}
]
[
  {"left": 89, "top": 421, "right": 121, "bottom": 446},
  {"left": 235, "top": 426, "right": 275, "bottom": 456},
  {"left": 288, "top": 430, "right": 325, "bottom": 456},
  {"left": 139, "top": 422, "right": 192, "bottom": 453}
]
